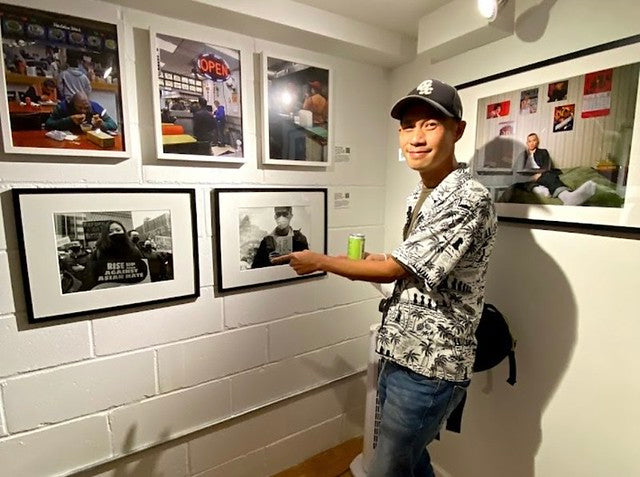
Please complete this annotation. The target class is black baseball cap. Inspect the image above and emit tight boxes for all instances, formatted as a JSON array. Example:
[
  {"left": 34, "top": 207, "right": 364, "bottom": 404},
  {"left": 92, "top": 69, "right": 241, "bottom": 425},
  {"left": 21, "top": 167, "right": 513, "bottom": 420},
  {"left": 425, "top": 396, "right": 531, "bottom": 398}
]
[{"left": 390, "top": 79, "right": 463, "bottom": 121}]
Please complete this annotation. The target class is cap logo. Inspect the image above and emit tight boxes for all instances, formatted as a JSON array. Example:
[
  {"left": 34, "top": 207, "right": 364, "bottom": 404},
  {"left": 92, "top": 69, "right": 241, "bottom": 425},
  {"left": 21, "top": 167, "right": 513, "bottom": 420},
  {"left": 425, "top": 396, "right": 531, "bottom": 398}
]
[{"left": 416, "top": 80, "right": 434, "bottom": 96}]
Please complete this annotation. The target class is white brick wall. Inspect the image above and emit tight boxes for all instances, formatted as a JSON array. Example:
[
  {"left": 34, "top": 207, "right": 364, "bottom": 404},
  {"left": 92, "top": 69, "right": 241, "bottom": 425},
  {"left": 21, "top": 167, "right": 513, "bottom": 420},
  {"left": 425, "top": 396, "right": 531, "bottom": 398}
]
[
  {"left": 3, "top": 351, "right": 155, "bottom": 433},
  {"left": 230, "top": 336, "right": 369, "bottom": 413},
  {"left": 78, "top": 443, "right": 188, "bottom": 477},
  {"left": 224, "top": 274, "right": 380, "bottom": 328},
  {"left": 0, "top": 416, "right": 111, "bottom": 477},
  {"left": 192, "top": 448, "right": 266, "bottom": 477},
  {"left": 157, "top": 325, "right": 268, "bottom": 392},
  {"left": 0, "top": 314, "right": 91, "bottom": 378},
  {"left": 0, "top": 252, "right": 15, "bottom": 315},
  {"left": 264, "top": 416, "right": 343, "bottom": 475},
  {"left": 109, "top": 379, "right": 232, "bottom": 455},
  {"left": 268, "top": 299, "right": 379, "bottom": 361},
  {"left": 0, "top": 1, "right": 387, "bottom": 474},
  {"left": 92, "top": 287, "right": 223, "bottom": 355}
]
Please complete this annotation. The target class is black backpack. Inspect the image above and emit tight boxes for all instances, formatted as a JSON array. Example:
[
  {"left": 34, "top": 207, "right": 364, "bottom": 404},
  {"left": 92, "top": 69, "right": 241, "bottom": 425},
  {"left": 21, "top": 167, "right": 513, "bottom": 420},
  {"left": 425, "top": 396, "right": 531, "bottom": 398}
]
[
  {"left": 444, "top": 303, "right": 516, "bottom": 434},
  {"left": 473, "top": 303, "right": 517, "bottom": 385}
]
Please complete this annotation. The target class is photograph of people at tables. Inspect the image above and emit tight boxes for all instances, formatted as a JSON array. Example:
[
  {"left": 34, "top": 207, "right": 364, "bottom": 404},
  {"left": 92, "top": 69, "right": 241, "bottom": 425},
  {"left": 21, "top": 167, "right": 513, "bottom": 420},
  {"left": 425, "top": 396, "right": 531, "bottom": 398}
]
[
  {"left": 0, "top": 3, "right": 125, "bottom": 151},
  {"left": 265, "top": 57, "right": 329, "bottom": 162},
  {"left": 154, "top": 32, "right": 243, "bottom": 157}
]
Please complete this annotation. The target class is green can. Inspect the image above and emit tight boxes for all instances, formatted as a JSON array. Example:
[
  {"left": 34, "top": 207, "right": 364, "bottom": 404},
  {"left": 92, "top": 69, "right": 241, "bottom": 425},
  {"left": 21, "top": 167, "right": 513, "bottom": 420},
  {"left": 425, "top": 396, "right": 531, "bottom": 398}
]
[{"left": 347, "top": 233, "right": 366, "bottom": 260}]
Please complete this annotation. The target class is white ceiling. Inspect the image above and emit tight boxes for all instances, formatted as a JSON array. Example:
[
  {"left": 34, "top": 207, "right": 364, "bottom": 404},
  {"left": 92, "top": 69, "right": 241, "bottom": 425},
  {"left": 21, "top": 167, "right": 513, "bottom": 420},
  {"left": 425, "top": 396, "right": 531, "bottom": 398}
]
[{"left": 292, "top": 0, "right": 451, "bottom": 38}]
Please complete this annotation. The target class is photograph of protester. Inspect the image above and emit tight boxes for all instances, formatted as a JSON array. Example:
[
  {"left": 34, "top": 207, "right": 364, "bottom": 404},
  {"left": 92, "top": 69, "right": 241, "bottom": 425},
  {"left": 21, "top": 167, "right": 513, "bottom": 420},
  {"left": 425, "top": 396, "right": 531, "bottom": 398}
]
[
  {"left": 1, "top": 3, "right": 125, "bottom": 151},
  {"left": 54, "top": 210, "right": 173, "bottom": 293}
]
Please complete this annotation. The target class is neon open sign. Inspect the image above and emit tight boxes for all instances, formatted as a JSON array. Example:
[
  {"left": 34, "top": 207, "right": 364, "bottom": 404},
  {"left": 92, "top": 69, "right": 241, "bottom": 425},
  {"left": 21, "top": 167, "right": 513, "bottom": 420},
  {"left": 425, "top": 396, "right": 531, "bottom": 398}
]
[{"left": 197, "top": 54, "right": 230, "bottom": 82}]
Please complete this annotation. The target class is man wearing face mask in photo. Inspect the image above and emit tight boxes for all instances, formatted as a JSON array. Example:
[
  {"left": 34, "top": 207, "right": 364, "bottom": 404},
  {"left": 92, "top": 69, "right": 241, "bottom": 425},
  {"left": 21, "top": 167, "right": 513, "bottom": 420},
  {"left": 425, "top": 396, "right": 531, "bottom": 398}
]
[{"left": 251, "top": 206, "right": 309, "bottom": 268}]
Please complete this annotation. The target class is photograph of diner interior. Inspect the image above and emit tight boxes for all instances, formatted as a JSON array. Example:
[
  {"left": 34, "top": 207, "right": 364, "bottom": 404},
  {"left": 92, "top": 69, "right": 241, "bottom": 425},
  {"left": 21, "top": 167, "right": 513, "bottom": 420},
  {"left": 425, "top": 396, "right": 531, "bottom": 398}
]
[
  {"left": 155, "top": 32, "right": 242, "bottom": 157},
  {"left": 1, "top": 3, "right": 124, "bottom": 151},
  {"left": 266, "top": 57, "right": 329, "bottom": 162}
]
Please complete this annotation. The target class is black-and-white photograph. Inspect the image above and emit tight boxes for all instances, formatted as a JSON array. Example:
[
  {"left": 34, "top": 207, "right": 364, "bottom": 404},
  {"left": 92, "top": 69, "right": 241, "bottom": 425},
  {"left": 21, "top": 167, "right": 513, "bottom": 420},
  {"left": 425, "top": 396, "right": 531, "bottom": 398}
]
[
  {"left": 214, "top": 188, "right": 326, "bottom": 292},
  {"left": 238, "top": 205, "right": 311, "bottom": 270},
  {"left": 55, "top": 210, "right": 174, "bottom": 293},
  {"left": 13, "top": 188, "right": 198, "bottom": 322}
]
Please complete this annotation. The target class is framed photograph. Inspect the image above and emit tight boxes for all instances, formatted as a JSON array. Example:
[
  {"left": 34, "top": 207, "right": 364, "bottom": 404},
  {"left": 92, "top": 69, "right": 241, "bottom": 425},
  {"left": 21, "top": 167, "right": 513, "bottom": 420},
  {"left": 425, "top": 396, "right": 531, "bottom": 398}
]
[
  {"left": 12, "top": 188, "right": 199, "bottom": 322},
  {"left": 150, "top": 28, "right": 250, "bottom": 163},
  {"left": 213, "top": 188, "right": 327, "bottom": 292},
  {"left": 260, "top": 53, "right": 332, "bottom": 167},
  {"left": 0, "top": 1, "right": 130, "bottom": 157},
  {"left": 459, "top": 34, "right": 640, "bottom": 230}
]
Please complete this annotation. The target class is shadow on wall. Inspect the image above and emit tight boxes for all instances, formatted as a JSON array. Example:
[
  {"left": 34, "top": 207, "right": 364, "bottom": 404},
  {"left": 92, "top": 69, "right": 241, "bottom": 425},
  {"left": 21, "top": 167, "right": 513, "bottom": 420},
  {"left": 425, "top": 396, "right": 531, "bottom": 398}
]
[
  {"left": 431, "top": 223, "right": 577, "bottom": 477},
  {"left": 515, "top": 0, "right": 559, "bottom": 43},
  {"left": 72, "top": 427, "right": 172, "bottom": 477}
]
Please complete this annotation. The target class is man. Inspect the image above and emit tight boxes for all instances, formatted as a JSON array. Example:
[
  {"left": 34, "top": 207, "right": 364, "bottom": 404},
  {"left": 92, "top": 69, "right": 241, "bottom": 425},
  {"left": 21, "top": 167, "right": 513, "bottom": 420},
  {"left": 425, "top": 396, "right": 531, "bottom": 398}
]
[
  {"left": 279, "top": 79, "right": 497, "bottom": 477},
  {"left": 24, "top": 78, "right": 58, "bottom": 103},
  {"left": 213, "top": 100, "right": 226, "bottom": 146},
  {"left": 45, "top": 92, "right": 117, "bottom": 132},
  {"left": 192, "top": 97, "right": 216, "bottom": 144},
  {"left": 251, "top": 206, "right": 309, "bottom": 268},
  {"left": 302, "top": 80, "right": 328, "bottom": 125},
  {"left": 515, "top": 132, "right": 596, "bottom": 205},
  {"left": 58, "top": 49, "right": 92, "bottom": 101},
  {"left": 60, "top": 241, "right": 90, "bottom": 293}
]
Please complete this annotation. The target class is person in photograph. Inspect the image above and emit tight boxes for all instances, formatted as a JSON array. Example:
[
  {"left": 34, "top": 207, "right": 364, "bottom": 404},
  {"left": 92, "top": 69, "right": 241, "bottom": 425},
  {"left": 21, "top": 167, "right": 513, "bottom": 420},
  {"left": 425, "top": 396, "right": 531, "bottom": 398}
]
[
  {"left": 81, "top": 221, "right": 146, "bottom": 291},
  {"left": 127, "top": 230, "right": 144, "bottom": 251},
  {"left": 276, "top": 79, "right": 497, "bottom": 477},
  {"left": 45, "top": 92, "right": 117, "bottom": 133},
  {"left": 140, "top": 240, "right": 168, "bottom": 282},
  {"left": 192, "top": 96, "right": 216, "bottom": 144},
  {"left": 251, "top": 206, "right": 309, "bottom": 268},
  {"left": 548, "top": 81, "right": 568, "bottom": 102},
  {"left": 302, "top": 80, "right": 328, "bottom": 125},
  {"left": 487, "top": 103, "right": 502, "bottom": 118},
  {"left": 213, "top": 100, "right": 226, "bottom": 146},
  {"left": 60, "top": 241, "right": 90, "bottom": 293},
  {"left": 24, "top": 78, "right": 58, "bottom": 103},
  {"left": 512, "top": 132, "right": 596, "bottom": 205},
  {"left": 90, "top": 221, "right": 143, "bottom": 262},
  {"left": 161, "top": 100, "right": 177, "bottom": 123},
  {"left": 57, "top": 49, "right": 92, "bottom": 101}
]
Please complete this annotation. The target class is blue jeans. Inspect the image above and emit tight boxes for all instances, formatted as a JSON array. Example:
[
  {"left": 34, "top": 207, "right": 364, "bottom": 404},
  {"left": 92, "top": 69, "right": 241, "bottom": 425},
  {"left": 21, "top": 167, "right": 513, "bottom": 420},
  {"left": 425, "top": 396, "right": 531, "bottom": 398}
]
[{"left": 369, "top": 360, "right": 470, "bottom": 477}]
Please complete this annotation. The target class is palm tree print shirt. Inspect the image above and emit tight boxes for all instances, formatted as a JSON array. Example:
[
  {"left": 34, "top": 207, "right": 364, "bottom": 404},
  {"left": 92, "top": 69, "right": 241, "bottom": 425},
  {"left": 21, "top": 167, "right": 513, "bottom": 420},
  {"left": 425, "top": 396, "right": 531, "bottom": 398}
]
[{"left": 376, "top": 166, "right": 497, "bottom": 381}]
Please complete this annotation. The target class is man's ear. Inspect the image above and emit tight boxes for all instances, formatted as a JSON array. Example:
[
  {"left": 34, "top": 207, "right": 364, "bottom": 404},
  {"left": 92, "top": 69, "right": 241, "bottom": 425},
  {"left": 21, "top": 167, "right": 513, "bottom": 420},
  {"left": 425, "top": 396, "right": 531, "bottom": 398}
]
[{"left": 455, "top": 121, "right": 467, "bottom": 142}]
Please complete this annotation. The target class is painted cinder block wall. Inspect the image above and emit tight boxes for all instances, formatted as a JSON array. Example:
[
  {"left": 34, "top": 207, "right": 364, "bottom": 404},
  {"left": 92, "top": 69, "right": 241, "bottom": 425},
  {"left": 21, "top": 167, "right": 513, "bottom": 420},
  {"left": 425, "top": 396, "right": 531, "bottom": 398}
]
[{"left": 0, "top": 1, "right": 391, "bottom": 475}]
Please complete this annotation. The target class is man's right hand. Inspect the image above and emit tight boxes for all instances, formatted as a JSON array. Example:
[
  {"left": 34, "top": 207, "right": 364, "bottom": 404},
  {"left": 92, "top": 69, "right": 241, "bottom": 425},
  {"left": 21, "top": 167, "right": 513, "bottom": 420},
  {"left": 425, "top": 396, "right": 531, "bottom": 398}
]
[{"left": 70, "top": 114, "right": 85, "bottom": 125}]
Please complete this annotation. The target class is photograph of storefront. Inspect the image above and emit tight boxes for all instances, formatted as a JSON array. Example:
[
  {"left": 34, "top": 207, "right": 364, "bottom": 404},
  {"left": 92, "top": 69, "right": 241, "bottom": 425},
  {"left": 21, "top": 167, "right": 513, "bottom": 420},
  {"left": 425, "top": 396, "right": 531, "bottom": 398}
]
[
  {"left": 0, "top": 3, "right": 125, "bottom": 152},
  {"left": 154, "top": 32, "right": 243, "bottom": 158}
]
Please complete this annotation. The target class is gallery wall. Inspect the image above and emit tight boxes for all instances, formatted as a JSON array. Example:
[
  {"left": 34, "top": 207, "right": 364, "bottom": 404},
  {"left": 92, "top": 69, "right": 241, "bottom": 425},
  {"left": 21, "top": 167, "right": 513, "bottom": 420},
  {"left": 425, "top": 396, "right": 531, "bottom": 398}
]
[
  {"left": 384, "top": 0, "right": 640, "bottom": 476},
  {"left": 0, "top": 1, "right": 391, "bottom": 475}
]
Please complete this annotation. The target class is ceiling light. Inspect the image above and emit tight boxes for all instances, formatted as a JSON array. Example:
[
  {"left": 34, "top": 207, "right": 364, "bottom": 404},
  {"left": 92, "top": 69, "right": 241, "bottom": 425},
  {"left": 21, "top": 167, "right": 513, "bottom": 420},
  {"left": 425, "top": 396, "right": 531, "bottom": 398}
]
[{"left": 477, "top": 0, "right": 507, "bottom": 22}]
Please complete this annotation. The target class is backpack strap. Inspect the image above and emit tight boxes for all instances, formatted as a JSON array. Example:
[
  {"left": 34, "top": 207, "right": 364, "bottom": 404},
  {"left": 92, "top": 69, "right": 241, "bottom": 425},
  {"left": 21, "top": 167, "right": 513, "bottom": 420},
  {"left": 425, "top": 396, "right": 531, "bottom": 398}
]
[
  {"left": 444, "top": 392, "right": 467, "bottom": 434},
  {"left": 507, "top": 349, "right": 517, "bottom": 385}
]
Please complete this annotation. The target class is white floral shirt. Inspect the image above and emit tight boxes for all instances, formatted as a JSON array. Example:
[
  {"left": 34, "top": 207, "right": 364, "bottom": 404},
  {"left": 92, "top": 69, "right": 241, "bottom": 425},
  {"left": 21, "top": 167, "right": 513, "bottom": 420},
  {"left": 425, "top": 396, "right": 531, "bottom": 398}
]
[{"left": 376, "top": 166, "right": 497, "bottom": 381}]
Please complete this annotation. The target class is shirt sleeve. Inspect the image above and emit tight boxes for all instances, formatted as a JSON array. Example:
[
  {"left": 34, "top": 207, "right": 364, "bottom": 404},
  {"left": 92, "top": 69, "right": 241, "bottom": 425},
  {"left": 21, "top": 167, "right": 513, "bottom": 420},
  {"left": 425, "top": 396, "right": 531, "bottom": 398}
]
[{"left": 392, "top": 197, "right": 491, "bottom": 290}]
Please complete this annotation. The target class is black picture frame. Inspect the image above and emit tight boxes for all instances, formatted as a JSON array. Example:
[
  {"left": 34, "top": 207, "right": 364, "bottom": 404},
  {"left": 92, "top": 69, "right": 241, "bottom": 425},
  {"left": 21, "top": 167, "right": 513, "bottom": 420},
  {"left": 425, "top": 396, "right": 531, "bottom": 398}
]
[
  {"left": 457, "top": 34, "right": 640, "bottom": 232},
  {"left": 213, "top": 187, "right": 327, "bottom": 292},
  {"left": 12, "top": 188, "right": 199, "bottom": 322}
]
